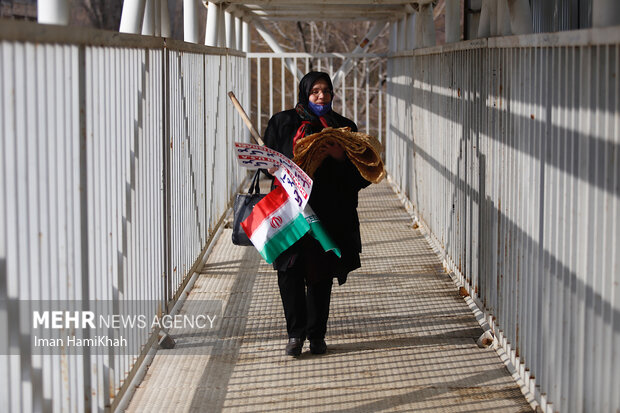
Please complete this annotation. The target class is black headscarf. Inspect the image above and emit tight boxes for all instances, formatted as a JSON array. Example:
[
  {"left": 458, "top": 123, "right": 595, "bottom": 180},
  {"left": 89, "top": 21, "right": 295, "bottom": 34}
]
[{"left": 298, "top": 71, "right": 334, "bottom": 105}]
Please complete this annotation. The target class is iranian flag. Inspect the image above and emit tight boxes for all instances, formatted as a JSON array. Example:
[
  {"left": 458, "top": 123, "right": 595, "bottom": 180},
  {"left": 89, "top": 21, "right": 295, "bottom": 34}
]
[
  {"left": 241, "top": 185, "right": 310, "bottom": 264},
  {"left": 241, "top": 185, "right": 341, "bottom": 263}
]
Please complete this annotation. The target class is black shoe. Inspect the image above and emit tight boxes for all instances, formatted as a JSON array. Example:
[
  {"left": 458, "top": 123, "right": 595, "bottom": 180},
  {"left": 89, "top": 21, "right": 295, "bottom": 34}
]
[
  {"left": 285, "top": 337, "right": 304, "bottom": 356},
  {"left": 309, "top": 338, "right": 327, "bottom": 354}
]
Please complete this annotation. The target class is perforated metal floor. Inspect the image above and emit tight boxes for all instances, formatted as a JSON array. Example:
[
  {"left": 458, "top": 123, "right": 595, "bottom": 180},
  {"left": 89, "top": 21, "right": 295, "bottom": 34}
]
[{"left": 125, "top": 181, "right": 532, "bottom": 412}]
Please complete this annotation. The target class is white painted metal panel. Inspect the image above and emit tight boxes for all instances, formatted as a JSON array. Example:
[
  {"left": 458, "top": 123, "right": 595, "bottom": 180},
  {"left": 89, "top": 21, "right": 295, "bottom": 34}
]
[
  {"left": 0, "top": 22, "right": 248, "bottom": 412},
  {"left": 386, "top": 28, "right": 620, "bottom": 413}
]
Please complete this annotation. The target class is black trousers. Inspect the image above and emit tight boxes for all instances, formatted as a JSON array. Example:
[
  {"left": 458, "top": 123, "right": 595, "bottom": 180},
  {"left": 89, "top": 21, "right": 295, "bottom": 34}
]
[{"left": 277, "top": 263, "right": 333, "bottom": 340}]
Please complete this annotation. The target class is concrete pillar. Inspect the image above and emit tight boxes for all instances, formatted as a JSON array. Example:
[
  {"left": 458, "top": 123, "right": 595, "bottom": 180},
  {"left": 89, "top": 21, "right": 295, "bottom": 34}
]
[
  {"left": 38, "top": 0, "right": 69, "bottom": 25},
  {"left": 507, "top": 0, "right": 532, "bottom": 34},
  {"left": 445, "top": 0, "right": 461, "bottom": 43},
  {"left": 183, "top": 0, "right": 199, "bottom": 43},
  {"left": 120, "top": 0, "right": 146, "bottom": 33},
  {"left": 593, "top": 0, "right": 620, "bottom": 27},
  {"left": 205, "top": 2, "right": 220, "bottom": 46}
]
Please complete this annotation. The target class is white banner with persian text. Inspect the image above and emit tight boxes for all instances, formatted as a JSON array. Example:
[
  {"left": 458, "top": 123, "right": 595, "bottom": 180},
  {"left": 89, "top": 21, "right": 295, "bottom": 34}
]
[{"left": 234, "top": 142, "right": 313, "bottom": 211}]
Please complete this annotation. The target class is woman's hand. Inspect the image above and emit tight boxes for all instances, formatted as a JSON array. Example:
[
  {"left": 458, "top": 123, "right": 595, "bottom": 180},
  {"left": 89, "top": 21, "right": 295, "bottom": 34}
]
[
  {"left": 320, "top": 140, "right": 345, "bottom": 161},
  {"left": 267, "top": 165, "right": 279, "bottom": 175}
]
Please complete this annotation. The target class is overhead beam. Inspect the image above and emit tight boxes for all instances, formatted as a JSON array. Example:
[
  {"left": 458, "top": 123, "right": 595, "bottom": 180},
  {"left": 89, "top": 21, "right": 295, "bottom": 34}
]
[
  {"left": 228, "top": 3, "right": 406, "bottom": 21},
  {"left": 246, "top": 10, "right": 405, "bottom": 17},
  {"left": 211, "top": 0, "right": 434, "bottom": 4},
  {"left": 250, "top": 14, "right": 401, "bottom": 22},
  {"left": 243, "top": 4, "right": 407, "bottom": 12}
]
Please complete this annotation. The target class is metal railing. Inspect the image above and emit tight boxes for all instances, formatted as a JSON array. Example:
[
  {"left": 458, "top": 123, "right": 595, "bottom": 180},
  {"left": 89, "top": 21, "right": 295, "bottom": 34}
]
[
  {"left": 0, "top": 20, "right": 248, "bottom": 412},
  {"left": 386, "top": 26, "right": 620, "bottom": 413},
  {"left": 247, "top": 52, "right": 385, "bottom": 141}
]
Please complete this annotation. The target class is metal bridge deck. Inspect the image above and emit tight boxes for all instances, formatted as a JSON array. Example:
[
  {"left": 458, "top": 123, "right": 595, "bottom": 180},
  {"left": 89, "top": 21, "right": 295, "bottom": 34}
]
[{"left": 125, "top": 180, "right": 532, "bottom": 412}]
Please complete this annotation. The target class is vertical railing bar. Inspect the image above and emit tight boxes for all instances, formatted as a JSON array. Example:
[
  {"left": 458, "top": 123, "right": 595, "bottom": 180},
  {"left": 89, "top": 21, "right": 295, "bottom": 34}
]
[
  {"left": 269, "top": 57, "right": 273, "bottom": 118},
  {"left": 378, "top": 59, "right": 382, "bottom": 145},
  {"left": 257, "top": 57, "right": 261, "bottom": 134},
  {"left": 281, "top": 57, "right": 285, "bottom": 111},
  {"left": 342, "top": 58, "right": 346, "bottom": 117},
  {"left": 365, "top": 57, "right": 369, "bottom": 134},
  {"left": 293, "top": 57, "right": 298, "bottom": 112}
]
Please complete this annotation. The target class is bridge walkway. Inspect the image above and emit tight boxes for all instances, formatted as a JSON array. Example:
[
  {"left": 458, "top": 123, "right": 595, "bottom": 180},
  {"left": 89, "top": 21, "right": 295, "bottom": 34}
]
[{"left": 125, "top": 180, "right": 532, "bottom": 412}]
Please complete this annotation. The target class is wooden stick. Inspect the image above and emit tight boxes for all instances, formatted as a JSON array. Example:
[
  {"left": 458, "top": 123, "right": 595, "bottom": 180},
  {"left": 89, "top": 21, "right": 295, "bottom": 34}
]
[{"left": 227, "top": 91, "right": 265, "bottom": 146}]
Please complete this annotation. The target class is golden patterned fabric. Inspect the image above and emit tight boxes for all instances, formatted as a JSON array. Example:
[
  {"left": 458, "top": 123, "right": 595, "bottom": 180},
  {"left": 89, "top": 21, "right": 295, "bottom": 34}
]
[{"left": 293, "top": 127, "right": 385, "bottom": 184}]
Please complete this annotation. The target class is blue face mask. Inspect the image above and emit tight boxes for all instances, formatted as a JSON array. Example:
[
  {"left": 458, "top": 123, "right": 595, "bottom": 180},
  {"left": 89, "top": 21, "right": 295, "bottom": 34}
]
[{"left": 308, "top": 101, "right": 332, "bottom": 117}]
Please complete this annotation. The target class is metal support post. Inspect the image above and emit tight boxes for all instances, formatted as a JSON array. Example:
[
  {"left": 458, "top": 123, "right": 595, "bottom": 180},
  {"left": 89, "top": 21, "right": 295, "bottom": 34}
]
[
  {"left": 235, "top": 16, "right": 242, "bottom": 50},
  {"left": 406, "top": 13, "right": 417, "bottom": 50},
  {"left": 506, "top": 0, "right": 532, "bottom": 35},
  {"left": 183, "top": 0, "right": 199, "bottom": 43},
  {"left": 242, "top": 19, "right": 252, "bottom": 141},
  {"left": 332, "top": 21, "right": 388, "bottom": 88},
  {"left": 397, "top": 16, "right": 407, "bottom": 51},
  {"left": 155, "top": 0, "right": 161, "bottom": 36},
  {"left": 225, "top": 10, "right": 235, "bottom": 49},
  {"left": 389, "top": 21, "right": 398, "bottom": 53},
  {"left": 120, "top": 0, "right": 146, "bottom": 34},
  {"left": 161, "top": 0, "right": 171, "bottom": 37},
  {"left": 477, "top": 0, "right": 495, "bottom": 37},
  {"left": 142, "top": 0, "right": 156, "bottom": 36},
  {"left": 205, "top": 2, "right": 219, "bottom": 46},
  {"left": 497, "top": 0, "right": 512, "bottom": 36},
  {"left": 593, "top": 0, "right": 620, "bottom": 27},
  {"left": 242, "top": 19, "right": 251, "bottom": 52},
  {"left": 445, "top": 0, "right": 461, "bottom": 43},
  {"left": 419, "top": 4, "right": 436, "bottom": 47},
  {"left": 217, "top": 5, "right": 226, "bottom": 47},
  {"left": 38, "top": 0, "right": 69, "bottom": 25}
]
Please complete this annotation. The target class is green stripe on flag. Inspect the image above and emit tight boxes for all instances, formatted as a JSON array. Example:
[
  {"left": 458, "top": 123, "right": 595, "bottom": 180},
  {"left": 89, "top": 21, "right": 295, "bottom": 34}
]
[
  {"left": 259, "top": 214, "right": 310, "bottom": 264},
  {"left": 309, "top": 221, "right": 341, "bottom": 258}
]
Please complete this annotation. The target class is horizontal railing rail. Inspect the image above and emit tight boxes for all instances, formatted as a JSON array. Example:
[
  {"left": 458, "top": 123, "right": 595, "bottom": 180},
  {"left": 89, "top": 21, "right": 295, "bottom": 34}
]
[
  {"left": 386, "top": 26, "right": 620, "bottom": 413},
  {"left": 0, "top": 20, "right": 248, "bottom": 412}
]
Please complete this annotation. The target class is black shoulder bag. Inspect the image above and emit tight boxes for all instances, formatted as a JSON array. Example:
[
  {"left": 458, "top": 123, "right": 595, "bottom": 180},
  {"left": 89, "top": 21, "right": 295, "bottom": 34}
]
[{"left": 232, "top": 170, "right": 265, "bottom": 246}]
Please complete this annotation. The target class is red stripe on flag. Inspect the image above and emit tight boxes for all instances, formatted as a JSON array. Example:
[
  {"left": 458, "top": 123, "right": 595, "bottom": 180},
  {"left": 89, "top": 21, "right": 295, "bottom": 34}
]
[{"left": 241, "top": 185, "right": 290, "bottom": 236}]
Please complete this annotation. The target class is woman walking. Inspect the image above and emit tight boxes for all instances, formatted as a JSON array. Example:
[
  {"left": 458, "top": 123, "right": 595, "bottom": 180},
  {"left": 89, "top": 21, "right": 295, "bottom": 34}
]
[{"left": 263, "top": 71, "right": 370, "bottom": 356}]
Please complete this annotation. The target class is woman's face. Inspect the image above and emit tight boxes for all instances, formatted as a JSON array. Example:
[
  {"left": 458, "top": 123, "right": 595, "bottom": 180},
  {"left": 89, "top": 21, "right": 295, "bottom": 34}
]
[{"left": 308, "top": 79, "right": 332, "bottom": 105}]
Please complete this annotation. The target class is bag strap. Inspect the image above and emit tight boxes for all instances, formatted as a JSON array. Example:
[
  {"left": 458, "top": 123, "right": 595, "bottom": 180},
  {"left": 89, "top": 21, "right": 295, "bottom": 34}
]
[{"left": 247, "top": 170, "right": 261, "bottom": 194}]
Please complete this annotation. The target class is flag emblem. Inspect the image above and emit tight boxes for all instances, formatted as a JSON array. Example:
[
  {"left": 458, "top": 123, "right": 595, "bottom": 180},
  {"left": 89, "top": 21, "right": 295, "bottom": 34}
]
[{"left": 271, "top": 216, "right": 283, "bottom": 229}]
